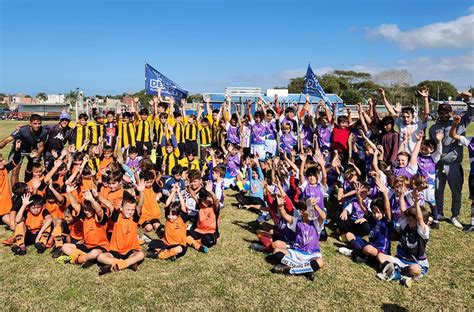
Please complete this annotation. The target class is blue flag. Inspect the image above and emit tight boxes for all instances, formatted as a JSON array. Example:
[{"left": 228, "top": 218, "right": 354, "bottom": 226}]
[
  {"left": 145, "top": 63, "right": 188, "bottom": 101},
  {"left": 303, "top": 64, "right": 332, "bottom": 110}
]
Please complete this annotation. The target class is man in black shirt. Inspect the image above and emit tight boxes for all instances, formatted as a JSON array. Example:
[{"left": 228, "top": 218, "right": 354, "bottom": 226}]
[
  {"left": 0, "top": 114, "right": 48, "bottom": 184},
  {"left": 43, "top": 112, "right": 74, "bottom": 169}
]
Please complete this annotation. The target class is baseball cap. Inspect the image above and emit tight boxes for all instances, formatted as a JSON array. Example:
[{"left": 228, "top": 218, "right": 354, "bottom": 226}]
[
  {"left": 437, "top": 103, "right": 452, "bottom": 112},
  {"left": 59, "top": 112, "right": 71, "bottom": 120}
]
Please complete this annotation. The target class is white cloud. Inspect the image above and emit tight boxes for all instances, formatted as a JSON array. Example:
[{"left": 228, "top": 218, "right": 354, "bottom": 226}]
[{"left": 366, "top": 13, "right": 474, "bottom": 50}]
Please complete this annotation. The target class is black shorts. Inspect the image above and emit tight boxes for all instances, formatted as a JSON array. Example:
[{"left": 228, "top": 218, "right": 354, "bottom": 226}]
[
  {"left": 24, "top": 229, "right": 39, "bottom": 246},
  {"left": 148, "top": 239, "right": 187, "bottom": 259},
  {"left": 141, "top": 219, "right": 161, "bottom": 228},
  {"left": 109, "top": 249, "right": 141, "bottom": 260},
  {"left": 187, "top": 229, "right": 218, "bottom": 247},
  {"left": 76, "top": 244, "right": 108, "bottom": 253},
  {"left": 469, "top": 174, "right": 474, "bottom": 200}
]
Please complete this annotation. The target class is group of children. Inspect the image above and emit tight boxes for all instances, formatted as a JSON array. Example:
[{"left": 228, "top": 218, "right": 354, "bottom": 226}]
[{"left": 0, "top": 88, "right": 472, "bottom": 286}]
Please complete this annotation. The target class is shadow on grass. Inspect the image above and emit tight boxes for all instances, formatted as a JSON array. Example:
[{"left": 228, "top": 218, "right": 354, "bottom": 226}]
[
  {"left": 381, "top": 303, "right": 409, "bottom": 312},
  {"left": 231, "top": 220, "right": 260, "bottom": 234}
]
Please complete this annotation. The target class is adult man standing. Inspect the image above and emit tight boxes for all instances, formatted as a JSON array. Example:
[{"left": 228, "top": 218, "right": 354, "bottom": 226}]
[
  {"left": 0, "top": 114, "right": 47, "bottom": 184},
  {"left": 429, "top": 91, "right": 474, "bottom": 228},
  {"left": 43, "top": 111, "right": 74, "bottom": 169}
]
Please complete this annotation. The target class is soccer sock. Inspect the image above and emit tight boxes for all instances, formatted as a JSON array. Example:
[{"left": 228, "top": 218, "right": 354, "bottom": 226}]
[
  {"left": 310, "top": 260, "right": 321, "bottom": 272},
  {"left": 52, "top": 226, "right": 63, "bottom": 248},
  {"left": 349, "top": 239, "right": 363, "bottom": 251},
  {"left": 158, "top": 249, "right": 178, "bottom": 259},
  {"left": 70, "top": 249, "right": 86, "bottom": 263},
  {"left": 39, "top": 229, "right": 50, "bottom": 245},
  {"left": 14, "top": 226, "right": 25, "bottom": 246},
  {"left": 257, "top": 233, "right": 272, "bottom": 248},
  {"left": 115, "top": 259, "right": 129, "bottom": 270},
  {"left": 274, "top": 251, "right": 285, "bottom": 262},
  {"left": 236, "top": 180, "right": 244, "bottom": 191},
  {"left": 186, "top": 236, "right": 202, "bottom": 250},
  {"left": 431, "top": 205, "right": 439, "bottom": 221}
]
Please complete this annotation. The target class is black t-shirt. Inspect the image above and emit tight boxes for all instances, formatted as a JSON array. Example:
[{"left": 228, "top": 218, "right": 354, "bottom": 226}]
[
  {"left": 44, "top": 124, "right": 74, "bottom": 154},
  {"left": 11, "top": 125, "right": 48, "bottom": 154}
]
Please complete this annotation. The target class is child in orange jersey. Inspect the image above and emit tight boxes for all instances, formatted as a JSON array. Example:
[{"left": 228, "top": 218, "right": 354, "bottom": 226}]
[
  {"left": 96, "top": 180, "right": 145, "bottom": 275},
  {"left": 138, "top": 170, "right": 162, "bottom": 235},
  {"left": 146, "top": 183, "right": 188, "bottom": 260},
  {"left": 186, "top": 181, "right": 221, "bottom": 252},
  {"left": 0, "top": 140, "right": 21, "bottom": 230},
  {"left": 58, "top": 189, "right": 109, "bottom": 268},
  {"left": 11, "top": 194, "right": 52, "bottom": 255}
]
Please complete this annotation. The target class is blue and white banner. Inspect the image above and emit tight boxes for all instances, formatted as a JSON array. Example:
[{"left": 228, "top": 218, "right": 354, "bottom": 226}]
[
  {"left": 303, "top": 64, "right": 332, "bottom": 111},
  {"left": 145, "top": 63, "right": 188, "bottom": 101}
]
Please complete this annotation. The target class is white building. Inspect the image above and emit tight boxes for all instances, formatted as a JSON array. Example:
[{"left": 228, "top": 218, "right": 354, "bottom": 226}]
[{"left": 45, "top": 94, "right": 65, "bottom": 104}]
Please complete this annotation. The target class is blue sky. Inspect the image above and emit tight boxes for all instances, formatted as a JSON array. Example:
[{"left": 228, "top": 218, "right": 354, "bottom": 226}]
[{"left": 1, "top": 0, "right": 473, "bottom": 96}]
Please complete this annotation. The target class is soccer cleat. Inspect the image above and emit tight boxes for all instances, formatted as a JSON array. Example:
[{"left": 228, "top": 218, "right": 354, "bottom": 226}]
[
  {"left": 146, "top": 250, "right": 159, "bottom": 259},
  {"left": 98, "top": 265, "right": 112, "bottom": 276},
  {"left": 354, "top": 256, "right": 368, "bottom": 264},
  {"left": 250, "top": 243, "right": 266, "bottom": 253},
  {"left": 35, "top": 243, "right": 46, "bottom": 254},
  {"left": 169, "top": 256, "right": 177, "bottom": 262},
  {"left": 271, "top": 264, "right": 291, "bottom": 275},
  {"left": 464, "top": 225, "right": 474, "bottom": 232},
  {"left": 11, "top": 245, "right": 26, "bottom": 256},
  {"left": 129, "top": 263, "right": 139, "bottom": 271},
  {"left": 199, "top": 246, "right": 209, "bottom": 254},
  {"left": 338, "top": 247, "right": 353, "bottom": 257},
  {"left": 451, "top": 217, "right": 463, "bottom": 229},
  {"left": 338, "top": 235, "right": 348, "bottom": 243},
  {"left": 2, "top": 236, "right": 16, "bottom": 245},
  {"left": 400, "top": 276, "right": 413, "bottom": 288},
  {"left": 431, "top": 220, "right": 440, "bottom": 230},
  {"left": 381, "top": 261, "right": 395, "bottom": 279},
  {"left": 141, "top": 234, "right": 152, "bottom": 244},
  {"left": 50, "top": 246, "right": 63, "bottom": 258},
  {"left": 256, "top": 212, "right": 269, "bottom": 223},
  {"left": 304, "top": 271, "right": 315, "bottom": 281},
  {"left": 56, "top": 255, "right": 72, "bottom": 264},
  {"left": 437, "top": 215, "right": 445, "bottom": 222},
  {"left": 376, "top": 272, "right": 389, "bottom": 281}
]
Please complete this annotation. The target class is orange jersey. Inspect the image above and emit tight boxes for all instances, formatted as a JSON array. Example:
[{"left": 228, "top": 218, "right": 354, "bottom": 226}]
[
  {"left": 27, "top": 177, "right": 46, "bottom": 196},
  {"left": 24, "top": 208, "right": 50, "bottom": 233},
  {"left": 45, "top": 201, "right": 65, "bottom": 219},
  {"left": 80, "top": 209, "right": 109, "bottom": 249},
  {"left": 0, "top": 168, "right": 12, "bottom": 215},
  {"left": 196, "top": 206, "right": 219, "bottom": 234},
  {"left": 108, "top": 209, "right": 140, "bottom": 254},
  {"left": 80, "top": 178, "right": 95, "bottom": 192},
  {"left": 139, "top": 188, "right": 161, "bottom": 224},
  {"left": 104, "top": 188, "right": 124, "bottom": 210},
  {"left": 99, "top": 157, "right": 113, "bottom": 172},
  {"left": 68, "top": 218, "right": 84, "bottom": 241},
  {"left": 164, "top": 216, "right": 187, "bottom": 246}
]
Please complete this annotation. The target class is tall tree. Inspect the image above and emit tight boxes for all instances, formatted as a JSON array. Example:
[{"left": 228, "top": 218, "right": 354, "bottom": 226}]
[
  {"left": 36, "top": 92, "right": 47, "bottom": 102},
  {"left": 416, "top": 80, "right": 458, "bottom": 101},
  {"left": 288, "top": 77, "right": 305, "bottom": 93}
]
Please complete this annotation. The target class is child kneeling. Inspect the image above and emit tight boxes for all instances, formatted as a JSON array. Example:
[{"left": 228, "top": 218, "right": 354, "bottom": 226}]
[{"left": 269, "top": 198, "right": 325, "bottom": 281}]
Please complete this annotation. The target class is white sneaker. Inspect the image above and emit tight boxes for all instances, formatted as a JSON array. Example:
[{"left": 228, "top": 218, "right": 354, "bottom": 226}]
[
  {"left": 338, "top": 247, "right": 353, "bottom": 257},
  {"left": 400, "top": 276, "right": 413, "bottom": 288},
  {"left": 381, "top": 261, "right": 395, "bottom": 279},
  {"left": 141, "top": 234, "right": 152, "bottom": 244},
  {"left": 451, "top": 217, "right": 463, "bottom": 229}
]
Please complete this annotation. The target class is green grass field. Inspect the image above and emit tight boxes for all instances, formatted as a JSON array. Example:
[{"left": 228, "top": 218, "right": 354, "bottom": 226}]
[{"left": 0, "top": 120, "right": 472, "bottom": 311}]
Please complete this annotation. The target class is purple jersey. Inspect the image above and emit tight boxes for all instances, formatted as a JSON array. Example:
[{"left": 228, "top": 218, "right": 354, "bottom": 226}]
[
  {"left": 417, "top": 154, "right": 437, "bottom": 184},
  {"left": 301, "top": 181, "right": 325, "bottom": 210},
  {"left": 226, "top": 124, "right": 240, "bottom": 145},
  {"left": 389, "top": 192, "right": 402, "bottom": 222},
  {"left": 265, "top": 120, "right": 277, "bottom": 140},
  {"left": 250, "top": 122, "right": 267, "bottom": 145},
  {"left": 393, "top": 165, "right": 416, "bottom": 179},
  {"left": 346, "top": 197, "right": 371, "bottom": 220},
  {"left": 300, "top": 124, "right": 314, "bottom": 148},
  {"left": 405, "top": 191, "right": 425, "bottom": 210},
  {"left": 280, "top": 133, "right": 297, "bottom": 153},
  {"left": 368, "top": 215, "right": 393, "bottom": 254},
  {"left": 292, "top": 219, "right": 321, "bottom": 254},
  {"left": 226, "top": 153, "right": 241, "bottom": 177},
  {"left": 317, "top": 125, "right": 332, "bottom": 151}
]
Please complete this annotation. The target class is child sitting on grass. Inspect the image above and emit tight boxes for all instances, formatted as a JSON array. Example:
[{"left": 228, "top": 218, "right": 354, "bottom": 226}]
[
  {"left": 269, "top": 197, "right": 326, "bottom": 282},
  {"left": 97, "top": 182, "right": 145, "bottom": 275}
]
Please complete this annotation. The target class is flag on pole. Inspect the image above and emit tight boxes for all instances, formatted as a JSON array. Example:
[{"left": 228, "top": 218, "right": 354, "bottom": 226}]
[
  {"left": 303, "top": 64, "right": 332, "bottom": 110},
  {"left": 145, "top": 63, "right": 188, "bottom": 101}
]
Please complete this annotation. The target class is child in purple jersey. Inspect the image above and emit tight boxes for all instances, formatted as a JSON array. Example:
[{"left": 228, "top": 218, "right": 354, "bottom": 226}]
[
  {"left": 269, "top": 198, "right": 326, "bottom": 282},
  {"left": 377, "top": 188, "right": 430, "bottom": 288},
  {"left": 417, "top": 130, "right": 443, "bottom": 228},
  {"left": 225, "top": 113, "right": 241, "bottom": 145},
  {"left": 338, "top": 179, "right": 394, "bottom": 263},
  {"left": 338, "top": 182, "right": 371, "bottom": 237},
  {"left": 315, "top": 102, "right": 333, "bottom": 153},
  {"left": 280, "top": 122, "right": 298, "bottom": 155},
  {"left": 248, "top": 110, "right": 268, "bottom": 161},
  {"left": 392, "top": 130, "right": 423, "bottom": 179},
  {"left": 125, "top": 146, "right": 142, "bottom": 174},
  {"left": 388, "top": 176, "right": 410, "bottom": 224},
  {"left": 299, "top": 115, "right": 315, "bottom": 149},
  {"left": 450, "top": 114, "right": 474, "bottom": 232},
  {"left": 223, "top": 144, "right": 244, "bottom": 190},
  {"left": 298, "top": 152, "right": 328, "bottom": 210}
]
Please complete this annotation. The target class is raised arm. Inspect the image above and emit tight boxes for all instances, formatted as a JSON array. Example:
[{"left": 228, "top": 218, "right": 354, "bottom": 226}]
[
  {"left": 413, "top": 189, "right": 427, "bottom": 234},
  {"left": 449, "top": 114, "right": 463, "bottom": 141},
  {"left": 417, "top": 86, "right": 430, "bottom": 123},
  {"left": 409, "top": 131, "right": 423, "bottom": 168},
  {"left": 378, "top": 88, "right": 398, "bottom": 117},
  {"left": 376, "top": 178, "right": 392, "bottom": 221},
  {"left": 357, "top": 102, "right": 368, "bottom": 133}
]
